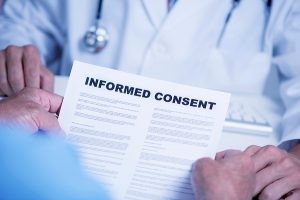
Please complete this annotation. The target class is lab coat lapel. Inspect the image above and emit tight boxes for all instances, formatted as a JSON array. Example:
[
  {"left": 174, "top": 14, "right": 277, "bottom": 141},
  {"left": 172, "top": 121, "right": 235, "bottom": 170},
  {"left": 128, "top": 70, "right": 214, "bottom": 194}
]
[{"left": 141, "top": 0, "right": 167, "bottom": 29}]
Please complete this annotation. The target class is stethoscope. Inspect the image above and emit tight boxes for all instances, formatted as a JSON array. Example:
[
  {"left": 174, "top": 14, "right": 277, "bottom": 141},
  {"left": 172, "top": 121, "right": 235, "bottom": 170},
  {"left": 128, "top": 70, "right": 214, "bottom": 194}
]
[
  {"left": 83, "top": 0, "right": 109, "bottom": 53},
  {"left": 216, "top": 0, "right": 272, "bottom": 47},
  {"left": 83, "top": 0, "right": 272, "bottom": 53}
]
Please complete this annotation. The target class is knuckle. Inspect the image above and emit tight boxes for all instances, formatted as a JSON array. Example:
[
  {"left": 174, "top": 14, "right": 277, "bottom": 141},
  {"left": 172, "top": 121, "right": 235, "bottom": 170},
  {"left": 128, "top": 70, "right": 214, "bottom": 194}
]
[
  {"left": 281, "top": 157, "right": 294, "bottom": 169},
  {"left": 5, "top": 45, "right": 20, "bottom": 55},
  {"left": 245, "top": 145, "right": 260, "bottom": 153},
  {"left": 23, "top": 45, "right": 39, "bottom": 56},
  {"left": 263, "top": 145, "right": 281, "bottom": 156},
  {"left": 264, "top": 145, "right": 276, "bottom": 151}
]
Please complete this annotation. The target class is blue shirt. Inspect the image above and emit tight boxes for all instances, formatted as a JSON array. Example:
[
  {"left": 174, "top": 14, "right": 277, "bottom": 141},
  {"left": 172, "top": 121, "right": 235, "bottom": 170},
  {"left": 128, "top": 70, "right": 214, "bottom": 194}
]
[{"left": 0, "top": 127, "right": 110, "bottom": 200}]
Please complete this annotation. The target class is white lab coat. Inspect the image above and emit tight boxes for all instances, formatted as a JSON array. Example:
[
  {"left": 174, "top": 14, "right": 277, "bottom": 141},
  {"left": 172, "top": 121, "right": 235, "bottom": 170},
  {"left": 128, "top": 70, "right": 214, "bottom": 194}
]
[{"left": 0, "top": 0, "right": 300, "bottom": 149}]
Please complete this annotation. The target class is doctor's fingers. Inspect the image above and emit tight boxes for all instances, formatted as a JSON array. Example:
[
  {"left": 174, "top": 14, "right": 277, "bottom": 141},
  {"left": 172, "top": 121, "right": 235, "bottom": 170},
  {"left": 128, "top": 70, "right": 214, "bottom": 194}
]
[
  {"left": 22, "top": 45, "right": 41, "bottom": 89},
  {"left": 255, "top": 154, "right": 300, "bottom": 195},
  {"left": 5, "top": 45, "right": 25, "bottom": 94},
  {"left": 0, "top": 49, "right": 14, "bottom": 96},
  {"left": 249, "top": 145, "right": 288, "bottom": 173},
  {"left": 40, "top": 65, "right": 54, "bottom": 92},
  {"left": 257, "top": 175, "right": 300, "bottom": 200},
  {"left": 254, "top": 160, "right": 293, "bottom": 195},
  {"left": 1, "top": 45, "right": 43, "bottom": 96}
]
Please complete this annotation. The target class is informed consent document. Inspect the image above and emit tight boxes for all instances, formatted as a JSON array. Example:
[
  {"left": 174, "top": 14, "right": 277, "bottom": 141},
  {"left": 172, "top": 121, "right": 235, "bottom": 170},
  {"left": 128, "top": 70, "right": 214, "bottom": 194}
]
[{"left": 59, "top": 61, "right": 231, "bottom": 200}]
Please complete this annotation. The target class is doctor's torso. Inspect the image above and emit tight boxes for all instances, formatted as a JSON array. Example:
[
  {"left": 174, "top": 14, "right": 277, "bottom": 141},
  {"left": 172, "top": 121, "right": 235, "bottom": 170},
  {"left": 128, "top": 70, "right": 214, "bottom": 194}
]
[{"left": 43, "top": 0, "right": 290, "bottom": 96}]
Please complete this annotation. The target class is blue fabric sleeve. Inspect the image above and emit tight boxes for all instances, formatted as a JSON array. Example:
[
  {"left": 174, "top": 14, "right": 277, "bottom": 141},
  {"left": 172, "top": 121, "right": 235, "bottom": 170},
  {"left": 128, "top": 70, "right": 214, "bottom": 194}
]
[{"left": 0, "top": 127, "right": 110, "bottom": 200}]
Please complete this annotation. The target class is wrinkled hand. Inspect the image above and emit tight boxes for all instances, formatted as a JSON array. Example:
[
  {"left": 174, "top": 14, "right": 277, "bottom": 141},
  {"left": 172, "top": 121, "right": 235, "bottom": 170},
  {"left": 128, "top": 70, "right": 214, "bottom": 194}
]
[
  {"left": 0, "top": 45, "right": 54, "bottom": 96},
  {"left": 0, "top": 88, "right": 63, "bottom": 134},
  {"left": 191, "top": 152, "right": 255, "bottom": 200},
  {"left": 245, "top": 145, "right": 300, "bottom": 200}
]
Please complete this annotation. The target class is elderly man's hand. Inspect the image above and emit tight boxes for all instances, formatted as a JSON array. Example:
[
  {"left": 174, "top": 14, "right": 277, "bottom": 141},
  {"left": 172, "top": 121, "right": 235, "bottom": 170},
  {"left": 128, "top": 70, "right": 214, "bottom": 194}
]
[
  {"left": 0, "top": 88, "right": 63, "bottom": 134},
  {"left": 0, "top": 45, "right": 54, "bottom": 96},
  {"left": 245, "top": 145, "right": 300, "bottom": 199},
  {"left": 191, "top": 153, "right": 255, "bottom": 200}
]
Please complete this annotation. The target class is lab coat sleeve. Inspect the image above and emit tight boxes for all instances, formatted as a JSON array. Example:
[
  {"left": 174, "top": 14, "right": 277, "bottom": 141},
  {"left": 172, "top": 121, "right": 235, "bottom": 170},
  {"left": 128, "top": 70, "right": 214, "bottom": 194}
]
[
  {"left": 0, "top": 0, "right": 65, "bottom": 67},
  {"left": 273, "top": 0, "right": 300, "bottom": 150}
]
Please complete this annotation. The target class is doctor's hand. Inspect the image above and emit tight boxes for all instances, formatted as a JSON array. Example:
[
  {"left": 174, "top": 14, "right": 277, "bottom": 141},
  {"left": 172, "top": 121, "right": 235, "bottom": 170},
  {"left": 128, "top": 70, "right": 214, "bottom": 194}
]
[
  {"left": 191, "top": 152, "right": 255, "bottom": 200},
  {"left": 0, "top": 88, "right": 63, "bottom": 134},
  {"left": 245, "top": 145, "right": 300, "bottom": 200},
  {"left": 0, "top": 45, "right": 54, "bottom": 96}
]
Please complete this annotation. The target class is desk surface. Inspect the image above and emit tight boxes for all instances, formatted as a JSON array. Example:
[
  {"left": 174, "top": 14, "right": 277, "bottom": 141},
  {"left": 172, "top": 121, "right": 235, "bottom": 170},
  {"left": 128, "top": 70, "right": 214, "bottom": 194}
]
[{"left": 54, "top": 76, "right": 282, "bottom": 151}]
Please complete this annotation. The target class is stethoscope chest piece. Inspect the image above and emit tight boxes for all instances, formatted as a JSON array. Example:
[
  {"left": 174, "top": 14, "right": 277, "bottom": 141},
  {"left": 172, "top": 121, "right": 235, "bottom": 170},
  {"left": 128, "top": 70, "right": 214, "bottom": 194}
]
[{"left": 84, "top": 24, "right": 109, "bottom": 53}]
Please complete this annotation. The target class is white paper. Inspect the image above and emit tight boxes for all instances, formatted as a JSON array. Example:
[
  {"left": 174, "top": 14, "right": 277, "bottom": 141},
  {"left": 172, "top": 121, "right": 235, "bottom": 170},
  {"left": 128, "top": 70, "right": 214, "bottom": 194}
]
[{"left": 59, "top": 61, "right": 230, "bottom": 200}]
